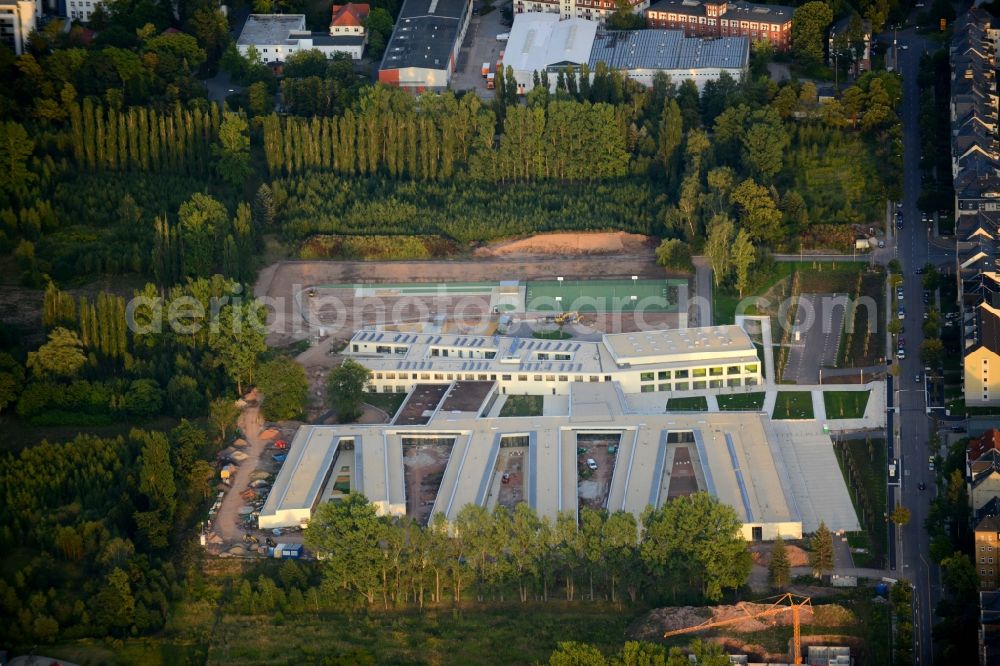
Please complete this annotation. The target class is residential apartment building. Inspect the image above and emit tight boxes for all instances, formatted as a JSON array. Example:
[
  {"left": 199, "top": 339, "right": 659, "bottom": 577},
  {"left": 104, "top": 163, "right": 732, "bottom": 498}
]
[
  {"left": 66, "top": 0, "right": 103, "bottom": 22},
  {"left": 0, "top": 0, "right": 36, "bottom": 55},
  {"left": 514, "top": 0, "right": 648, "bottom": 24},
  {"left": 953, "top": 9, "right": 1000, "bottom": 408},
  {"left": 977, "top": 514, "right": 1000, "bottom": 590},
  {"left": 972, "top": 450, "right": 1000, "bottom": 514},
  {"left": 236, "top": 14, "right": 366, "bottom": 62},
  {"left": 964, "top": 303, "right": 1000, "bottom": 406},
  {"left": 983, "top": 591, "right": 1000, "bottom": 666},
  {"left": 827, "top": 14, "right": 871, "bottom": 76},
  {"left": 346, "top": 325, "right": 763, "bottom": 396},
  {"left": 645, "top": 0, "right": 793, "bottom": 51}
]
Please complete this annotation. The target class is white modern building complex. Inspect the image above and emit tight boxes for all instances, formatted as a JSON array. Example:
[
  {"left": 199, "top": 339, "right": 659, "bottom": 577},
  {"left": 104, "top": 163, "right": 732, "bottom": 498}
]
[
  {"left": 236, "top": 14, "right": 366, "bottom": 63},
  {"left": 259, "top": 324, "right": 860, "bottom": 541},
  {"left": 0, "top": 0, "right": 36, "bottom": 55},
  {"left": 348, "top": 325, "right": 763, "bottom": 396},
  {"left": 504, "top": 14, "right": 748, "bottom": 93},
  {"left": 260, "top": 378, "right": 859, "bottom": 540}
]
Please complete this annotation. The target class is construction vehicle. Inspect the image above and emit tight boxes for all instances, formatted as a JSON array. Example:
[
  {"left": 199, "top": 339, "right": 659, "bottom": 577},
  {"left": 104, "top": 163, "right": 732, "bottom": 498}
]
[
  {"left": 554, "top": 311, "right": 577, "bottom": 326},
  {"left": 662, "top": 593, "right": 812, "bottom": 665},
  {"left": 481, "top": 62, "right": 490, "bottom": 77},
  {"left": 486, "top": 72, "right": 495, "bottom": 89}
]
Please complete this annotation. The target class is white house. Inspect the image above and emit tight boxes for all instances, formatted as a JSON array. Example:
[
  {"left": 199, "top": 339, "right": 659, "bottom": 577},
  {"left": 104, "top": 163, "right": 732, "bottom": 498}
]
[{"left": 237, "top": 14, "right": 366, "bottom": 63}]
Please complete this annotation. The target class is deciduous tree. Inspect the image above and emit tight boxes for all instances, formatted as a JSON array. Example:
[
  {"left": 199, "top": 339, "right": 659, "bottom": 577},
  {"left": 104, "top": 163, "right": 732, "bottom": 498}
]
[{"left": 326, "top": 358, "right": 370, "bottom": 422}]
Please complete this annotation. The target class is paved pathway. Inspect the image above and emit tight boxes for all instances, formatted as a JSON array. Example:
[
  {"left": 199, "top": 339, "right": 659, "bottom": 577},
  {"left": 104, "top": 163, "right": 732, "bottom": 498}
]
[
  {"left": 762, "top": 390, "right": 778, "bottom": 415},
  {"left": 811, "top": 390, "right": 827, "bottom": 422}
]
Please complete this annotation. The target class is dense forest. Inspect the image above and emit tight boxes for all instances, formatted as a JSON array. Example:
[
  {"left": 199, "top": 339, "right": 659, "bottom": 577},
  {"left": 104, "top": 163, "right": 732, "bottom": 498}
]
[{"left": 0, "top": 0, "right": 903, "bottom": 279}]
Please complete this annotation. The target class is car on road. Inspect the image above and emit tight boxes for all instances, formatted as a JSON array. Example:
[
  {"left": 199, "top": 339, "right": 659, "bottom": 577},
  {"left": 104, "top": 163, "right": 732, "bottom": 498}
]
[
  {"left": 897, "top": 348, "right": 905, "bottom": 359},
  {"left": 916, "top": 266, "right": 925, "bottom": 275},
  {"left": 918, "top": 481, "right": 925, "bottom": 491},
  {"left": 915, "top": 373, "right": 922, "bottom": 383},
  {"left": 586, "top": 458, "right": 598, "bottom": 471},
  {"left": 951, "top": 425, "right": 967, "bottom": 433},
  {"left": 898, "top": 337, "right": 905, "bottom": 347},
  {"left": 889, "top": 459, "right": 897, "bottom": 479},
  {"left": 928, "top": 456, "right": 935, "bottom": 471},
  {"left": 896, "top": 288, "right": 904, "bottom": 301},
  {"left": 897, "top": 218, "right": 904, "bottom": 229},
  {"left": 897, "top": 307, "right": 905, "bottom": 320}
]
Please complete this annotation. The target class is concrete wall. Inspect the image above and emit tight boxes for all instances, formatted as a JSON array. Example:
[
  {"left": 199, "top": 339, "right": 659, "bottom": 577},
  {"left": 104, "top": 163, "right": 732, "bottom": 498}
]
[
  {"left": 966, "top": 346, "right": 1000, "bottom": 406},
  {"left": 741, "top": 521, "right": 803, "bottom": 542},
  {"left": 364, "top": 362, "right": 761, "bottom": 396}
]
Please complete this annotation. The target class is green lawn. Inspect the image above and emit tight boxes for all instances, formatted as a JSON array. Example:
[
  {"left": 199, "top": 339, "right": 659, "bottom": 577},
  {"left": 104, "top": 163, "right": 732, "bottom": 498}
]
[
  {"left": 823, "top": 391, "right": 871, "bottom": 419},
  {"left": 45, "top": 602, "right": 647, "bottom": 666},
  {"left": 772, "top": 392, "right": 815, "bottom": 420},
  {"left": 717, "top": 393, "right": 765, "bottom": 411},
  {"left": 532, "top": 328, "right": 572, "bottom": 340},
  {"left": 834, "top": 438, "right": 887, "bottom": 569},
  {"left": 499, "top": 394, "right": 544, "bottom": 417},
  {"left": 665, "top": 396, "right": 708, "bottom": 412},
  {"left": 362, "top": 392, "right": 407, "bottom": 419}
]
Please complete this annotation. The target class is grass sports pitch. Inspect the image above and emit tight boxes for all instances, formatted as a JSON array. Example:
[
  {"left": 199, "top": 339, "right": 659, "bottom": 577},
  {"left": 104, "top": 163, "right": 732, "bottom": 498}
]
[{"left": 525, "top": 279, "right": 683, "bottom": 313}]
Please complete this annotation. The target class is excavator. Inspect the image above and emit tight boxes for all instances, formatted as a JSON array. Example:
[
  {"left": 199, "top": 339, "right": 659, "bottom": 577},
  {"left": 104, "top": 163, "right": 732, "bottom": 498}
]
[{"left": 662, "top": 593, "right": 812, "bottom": 665}]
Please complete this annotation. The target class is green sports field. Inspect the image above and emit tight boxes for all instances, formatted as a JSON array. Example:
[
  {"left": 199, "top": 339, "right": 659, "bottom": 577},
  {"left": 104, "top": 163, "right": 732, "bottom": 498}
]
[{"left": 525, "top": 279, "right": 683, "bottom": 313}]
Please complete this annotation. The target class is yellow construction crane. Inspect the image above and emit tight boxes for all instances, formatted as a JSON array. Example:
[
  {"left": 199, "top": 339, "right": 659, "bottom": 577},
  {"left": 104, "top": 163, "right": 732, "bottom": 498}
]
[{"left": 662, "top": 593, "right": 812, "bottom": 665}]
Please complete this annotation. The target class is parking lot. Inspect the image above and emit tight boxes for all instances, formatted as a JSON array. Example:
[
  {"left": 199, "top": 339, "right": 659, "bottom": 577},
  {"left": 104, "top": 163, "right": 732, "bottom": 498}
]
[{"left": 451, "top": 2, "right": 513, "bottom": 96}]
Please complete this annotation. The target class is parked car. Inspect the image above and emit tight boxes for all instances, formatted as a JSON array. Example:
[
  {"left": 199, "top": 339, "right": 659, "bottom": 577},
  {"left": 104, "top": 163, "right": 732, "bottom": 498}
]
[
  {"left": 897, "top": 348, "right": 905, "bottom": 359},
  {"left": 915, "top": 373, "right": 922, "bottom": 383},
  {"left": 586, "top": 458, "right": 598, "bottom": 471},
  {"left": 897, "top": 307, "right": 905, "bottom": 320},
  {"left": 501, "top": 472, "right": 511, "bottom": 484},
  {"left": 272, "top": 453, "right": 287, "bottom": 463},
  {"left": 928, "top": 456, "right": 935, "bottom": 471}
]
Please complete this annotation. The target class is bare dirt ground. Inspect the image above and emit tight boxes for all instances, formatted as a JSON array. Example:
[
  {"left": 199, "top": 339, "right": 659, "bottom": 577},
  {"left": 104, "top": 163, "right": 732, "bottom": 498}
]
[
  {"left": 630, "top": 600, "right": 837, "bottom": 639},
  {"left": 474, "top": 231, "right": 653, "bottom": 257},
  {"left": 496, "top": 448, "right": 527, "bottom": 510},
  {"left": 403, "top": 441, "right": 452, "bottom": 525},
  {"left": 255, "top": 253, "right": 664, "bottom": 346},
  {"left": 749, "top": 542, "right": 811, "bottom": 568},
  {"left": 576, "top": 434, "right": 618, "bottom": 510},
  {"left": 210, "top": 391, "right": 267, "bottom": 551},
  {"left": 667, "top": 446, "right": 699, "bottom": 499}
]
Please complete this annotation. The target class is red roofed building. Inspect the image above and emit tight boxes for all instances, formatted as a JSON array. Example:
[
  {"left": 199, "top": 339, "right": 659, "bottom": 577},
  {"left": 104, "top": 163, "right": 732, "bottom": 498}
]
[
  {"left": 971, "top": 429, "right": 1000, "bottom": 465},
  {"left": 330, "top": 3, "right": 369, "bottom": 36}
]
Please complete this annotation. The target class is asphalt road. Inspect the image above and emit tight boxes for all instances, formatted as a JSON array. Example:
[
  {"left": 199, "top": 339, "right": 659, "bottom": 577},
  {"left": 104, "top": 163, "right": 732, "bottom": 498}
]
[{"left": 894, "top": 30, "right": 942, "bottom": 666}]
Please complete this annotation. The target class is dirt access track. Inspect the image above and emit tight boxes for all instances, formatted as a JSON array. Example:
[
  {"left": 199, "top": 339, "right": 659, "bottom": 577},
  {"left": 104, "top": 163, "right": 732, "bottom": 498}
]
[{"left": 255, "top": 247, "right": 665, "bottom": 347}]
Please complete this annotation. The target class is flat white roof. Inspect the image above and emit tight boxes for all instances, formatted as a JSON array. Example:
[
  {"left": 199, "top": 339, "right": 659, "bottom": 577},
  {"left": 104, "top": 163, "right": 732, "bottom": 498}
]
[
  {"left": 504, "top": 14, "right": 597, "bottom": 74},
  {"left": 601, "top": 325, "right": 756, "bottom": 365},
  {"left": 349, "top": 326, "right": 759, "bottom": 376},
  {"left": 261, "top": 381, "right": 856, "bottom": 535}
]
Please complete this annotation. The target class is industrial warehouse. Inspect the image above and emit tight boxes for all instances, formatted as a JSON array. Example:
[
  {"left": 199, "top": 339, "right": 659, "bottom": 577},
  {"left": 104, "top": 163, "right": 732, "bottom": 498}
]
[
  {"left": 260, "top": 327, "right": 860, "bottom": 540},
  {"left": 502, "top": 13, "right": 749, "bottom": 93}
]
